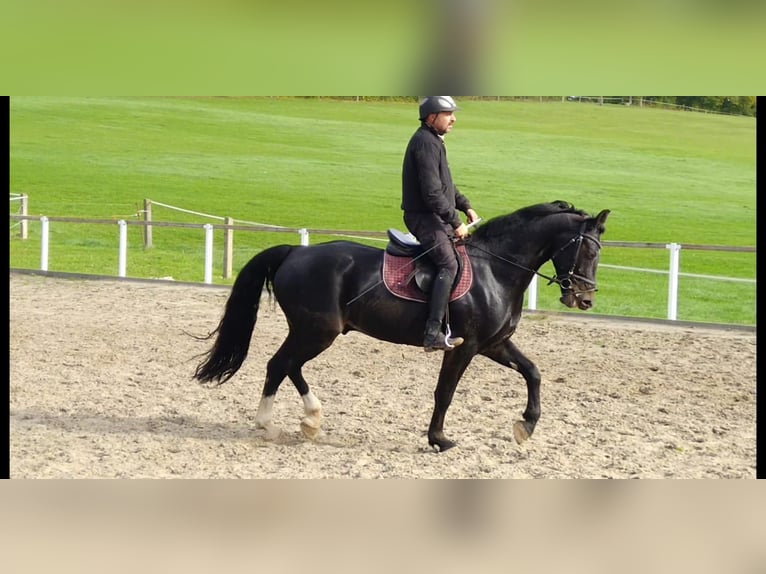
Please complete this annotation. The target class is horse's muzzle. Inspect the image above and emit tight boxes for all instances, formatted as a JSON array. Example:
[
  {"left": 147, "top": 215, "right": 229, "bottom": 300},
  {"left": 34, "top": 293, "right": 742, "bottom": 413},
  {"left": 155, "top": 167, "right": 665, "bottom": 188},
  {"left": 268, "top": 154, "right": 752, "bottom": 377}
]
[{"left": 560, "top": 290, "right": 594, "bottom": 310}]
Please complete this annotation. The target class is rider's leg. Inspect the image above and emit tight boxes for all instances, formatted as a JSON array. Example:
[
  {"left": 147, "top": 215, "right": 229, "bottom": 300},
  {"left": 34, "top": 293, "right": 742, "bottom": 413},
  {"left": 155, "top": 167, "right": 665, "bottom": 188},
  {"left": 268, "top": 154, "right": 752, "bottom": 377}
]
[{"left": 424, "top": 267, "right": 464, "bottom": 351}]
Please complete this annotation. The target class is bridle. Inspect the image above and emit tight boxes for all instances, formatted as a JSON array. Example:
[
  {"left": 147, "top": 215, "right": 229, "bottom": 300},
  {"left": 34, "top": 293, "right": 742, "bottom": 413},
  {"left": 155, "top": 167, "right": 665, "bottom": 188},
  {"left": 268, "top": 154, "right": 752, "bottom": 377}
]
[
  {"left": 548, "top": 221, "right": 603, "bottom": 294},
  {"left": 467, "top": 220, "right": 602, "bottom": 295}
]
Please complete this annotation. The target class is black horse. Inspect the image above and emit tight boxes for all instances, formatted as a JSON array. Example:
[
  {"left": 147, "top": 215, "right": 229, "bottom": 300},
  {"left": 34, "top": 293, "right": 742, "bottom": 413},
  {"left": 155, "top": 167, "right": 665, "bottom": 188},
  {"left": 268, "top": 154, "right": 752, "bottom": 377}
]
[{"left": 194, "top": 201, "right": 610, "bottom": 451}]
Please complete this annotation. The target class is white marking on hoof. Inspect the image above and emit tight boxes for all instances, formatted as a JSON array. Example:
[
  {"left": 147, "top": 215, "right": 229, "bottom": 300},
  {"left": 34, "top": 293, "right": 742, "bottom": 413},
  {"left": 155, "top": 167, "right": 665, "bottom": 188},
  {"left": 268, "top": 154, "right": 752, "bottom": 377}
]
[
  {"left": 255, "top": 395, "right": 281, "bottom": 439},
  {"left": 300, "top": 391, "right": 322, "bottom": 440}
]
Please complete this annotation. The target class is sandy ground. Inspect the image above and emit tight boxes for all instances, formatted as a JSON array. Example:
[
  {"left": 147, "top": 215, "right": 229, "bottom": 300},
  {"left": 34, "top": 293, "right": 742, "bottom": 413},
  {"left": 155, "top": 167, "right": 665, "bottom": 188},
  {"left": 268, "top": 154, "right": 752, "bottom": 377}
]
[{"left": 9, "top": 272, "right": 757, "bottom": 478}]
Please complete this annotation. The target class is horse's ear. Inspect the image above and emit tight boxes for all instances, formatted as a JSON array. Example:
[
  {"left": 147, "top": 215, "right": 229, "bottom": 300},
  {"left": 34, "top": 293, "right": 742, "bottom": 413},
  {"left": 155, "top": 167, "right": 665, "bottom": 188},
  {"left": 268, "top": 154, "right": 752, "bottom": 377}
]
[{"left": 596, "top": 209, "right": 610, "bottom": 225}]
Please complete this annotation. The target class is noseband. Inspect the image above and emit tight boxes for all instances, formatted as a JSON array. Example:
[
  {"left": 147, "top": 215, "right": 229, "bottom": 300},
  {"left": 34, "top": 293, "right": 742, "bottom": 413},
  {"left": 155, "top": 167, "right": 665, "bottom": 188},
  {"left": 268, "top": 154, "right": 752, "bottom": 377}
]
[{"left": 548, "top": 222, "right": 602, "bottom": 294}]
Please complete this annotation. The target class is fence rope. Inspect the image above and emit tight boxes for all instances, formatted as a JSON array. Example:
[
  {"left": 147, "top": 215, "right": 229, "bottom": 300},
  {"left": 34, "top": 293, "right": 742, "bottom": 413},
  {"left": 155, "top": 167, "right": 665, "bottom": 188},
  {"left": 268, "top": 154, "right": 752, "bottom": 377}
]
[
  {"left": 230, "top": 218, "right": 288, "bottom": 230},
  {"left": 150, "top": 200, "right": 291, "bottom": 230},
  {"left": 600, "top": 264, "right": 756, "bottom": 284},
  {"left": 148, "top": 200, "right": 227, "bottom": 222},
  {"left": 150, "top": 200, "right": 388, "bottom": 240}
]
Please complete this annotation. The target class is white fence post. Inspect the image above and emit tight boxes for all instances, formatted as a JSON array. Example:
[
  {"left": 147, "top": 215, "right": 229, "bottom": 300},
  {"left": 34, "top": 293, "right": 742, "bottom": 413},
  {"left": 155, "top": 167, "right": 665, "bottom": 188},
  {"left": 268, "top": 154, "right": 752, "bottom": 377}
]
[
  {"left": 223, "top": 216, "right": 234, "bottom": 280},
  {"left": 299, "top": 228, "right": 309, "bottom": 246},
  {"left": 118, "top": 220, "right": 128, "bottom": 277},
  {"left": 527, "top": 274, "right": 538, "bottom": 310},
  {"left": 204, "top": 224, "right": 214, "bottom": 284},
  {"left": 40, "top": 216, "right": 49, "bottom": 271},
  {"left": 666, "top": 242, "right": 681, "bottom": 320},
  {"left": 20, "top": 194, "right": 28, "bottom": 239},
  {"left": 143, "top": 199, "right": 153, "bottom": 249}
]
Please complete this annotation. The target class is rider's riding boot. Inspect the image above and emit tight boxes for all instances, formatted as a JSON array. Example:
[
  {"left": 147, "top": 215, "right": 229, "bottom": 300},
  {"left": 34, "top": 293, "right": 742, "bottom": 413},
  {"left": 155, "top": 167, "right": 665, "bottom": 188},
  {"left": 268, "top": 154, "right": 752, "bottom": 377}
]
[{"left": 423, "top": 271, "right": 464, "bottom": 352}]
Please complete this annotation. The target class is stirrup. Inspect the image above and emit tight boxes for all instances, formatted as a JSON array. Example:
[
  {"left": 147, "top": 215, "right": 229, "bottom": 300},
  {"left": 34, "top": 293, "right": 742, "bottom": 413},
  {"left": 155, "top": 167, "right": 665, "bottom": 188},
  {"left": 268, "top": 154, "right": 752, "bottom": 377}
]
[
  {"left": 424, "top": 324, "right": 464, "bottom": 352},
  {"left": 444, "top": 324, "right": 460, "bottom": 349}
]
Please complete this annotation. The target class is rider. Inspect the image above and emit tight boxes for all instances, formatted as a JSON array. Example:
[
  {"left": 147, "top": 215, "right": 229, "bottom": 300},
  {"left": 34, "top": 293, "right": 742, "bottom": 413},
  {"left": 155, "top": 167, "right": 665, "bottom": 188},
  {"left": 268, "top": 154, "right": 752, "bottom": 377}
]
[{"left": 401, "top": 96, "right": 480, "bottom": 352}]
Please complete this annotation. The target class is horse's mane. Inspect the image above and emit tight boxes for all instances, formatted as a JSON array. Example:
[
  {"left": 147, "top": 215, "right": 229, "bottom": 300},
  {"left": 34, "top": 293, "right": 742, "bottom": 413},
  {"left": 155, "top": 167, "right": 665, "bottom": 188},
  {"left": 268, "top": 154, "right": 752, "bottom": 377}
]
[{"left": 471, "top": 200, "right": 589, "bottom": 244}]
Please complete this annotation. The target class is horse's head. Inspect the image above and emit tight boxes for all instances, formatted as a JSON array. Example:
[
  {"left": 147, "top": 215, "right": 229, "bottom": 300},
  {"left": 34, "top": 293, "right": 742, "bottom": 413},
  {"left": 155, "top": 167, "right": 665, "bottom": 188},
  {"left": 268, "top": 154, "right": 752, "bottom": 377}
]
[{"left": 550, "top": 209, "right": 610, "bottom": 310}]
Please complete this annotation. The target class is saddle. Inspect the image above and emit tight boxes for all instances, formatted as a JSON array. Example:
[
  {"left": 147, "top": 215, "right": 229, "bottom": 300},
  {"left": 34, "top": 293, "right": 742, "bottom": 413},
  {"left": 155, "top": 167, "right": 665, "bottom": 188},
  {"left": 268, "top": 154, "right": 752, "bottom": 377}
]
[{"left": 382, "top": 229, "right": 473, "bottom": 303}]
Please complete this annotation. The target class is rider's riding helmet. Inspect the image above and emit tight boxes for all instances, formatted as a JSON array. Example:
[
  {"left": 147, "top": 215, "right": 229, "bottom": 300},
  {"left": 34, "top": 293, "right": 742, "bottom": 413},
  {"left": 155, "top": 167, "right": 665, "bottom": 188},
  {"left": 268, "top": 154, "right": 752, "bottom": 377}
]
[{"left": 418, "top": 96, "right": 460, "bottom": 121}]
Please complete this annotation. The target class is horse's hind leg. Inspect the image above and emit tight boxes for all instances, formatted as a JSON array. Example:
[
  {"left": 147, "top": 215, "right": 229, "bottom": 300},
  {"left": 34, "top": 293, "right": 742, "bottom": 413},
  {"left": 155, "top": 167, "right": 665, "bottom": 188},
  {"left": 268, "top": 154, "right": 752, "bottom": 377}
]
[
  {"left": 254, "top": 352, "right": 288, "bottom": 439},
  {"left": 255, "top": 330, "right": 336, "bottom": 440},
  {"left": 291, "top": 371, "right": 323, "bottom": 440},
  {"left": 254, "top": 333, "right": 300, "bottom": 438},
  {"left": 481, "top": 338, "right": 541, "bottom": 444}
]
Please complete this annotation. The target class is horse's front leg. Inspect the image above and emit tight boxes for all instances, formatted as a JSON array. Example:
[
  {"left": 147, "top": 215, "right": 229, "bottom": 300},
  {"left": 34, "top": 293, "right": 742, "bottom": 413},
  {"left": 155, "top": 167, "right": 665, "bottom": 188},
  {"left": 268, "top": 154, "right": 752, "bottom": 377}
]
[
  {"left": 428, "top": 350, "right": 474, "bottom": 452},
  {"left": 481, "top": 338, "right": 541, "bottom": 444}
]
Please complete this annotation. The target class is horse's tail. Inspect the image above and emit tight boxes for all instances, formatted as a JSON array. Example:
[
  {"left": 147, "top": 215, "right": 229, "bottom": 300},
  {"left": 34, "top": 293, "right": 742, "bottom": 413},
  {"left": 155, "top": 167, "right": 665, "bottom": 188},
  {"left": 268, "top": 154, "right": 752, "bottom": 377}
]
[{"left": 193, "top": 244, "right": 295, "bottom": 385}]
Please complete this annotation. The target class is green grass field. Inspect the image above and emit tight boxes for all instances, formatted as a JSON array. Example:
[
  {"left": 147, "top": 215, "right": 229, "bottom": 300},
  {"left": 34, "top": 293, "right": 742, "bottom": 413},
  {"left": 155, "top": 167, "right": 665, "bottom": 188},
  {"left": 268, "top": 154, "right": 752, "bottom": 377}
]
[{"left": 9, "top": 96, "right": 756, "bottom": 325}]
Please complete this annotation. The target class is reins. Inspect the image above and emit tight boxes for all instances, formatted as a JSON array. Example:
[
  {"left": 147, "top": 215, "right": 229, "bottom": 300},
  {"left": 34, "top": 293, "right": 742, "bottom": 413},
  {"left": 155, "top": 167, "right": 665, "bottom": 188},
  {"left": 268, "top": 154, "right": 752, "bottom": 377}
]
[
  {"left": 466, "top": 221, "right": 602, "bottom": 294},
  {"left": 346, "top": 219, "right": 602, "bottom": 306}
]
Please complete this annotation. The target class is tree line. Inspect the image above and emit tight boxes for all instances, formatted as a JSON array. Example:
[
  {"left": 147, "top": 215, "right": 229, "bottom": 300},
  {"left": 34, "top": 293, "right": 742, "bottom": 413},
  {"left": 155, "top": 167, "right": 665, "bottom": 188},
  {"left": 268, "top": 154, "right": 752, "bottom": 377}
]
[
  {"left": 566, "top": 96, "right": 756, "bottom": 117},
  {"left": 304, "top": 96, "right": 757, "bottom": 117}
]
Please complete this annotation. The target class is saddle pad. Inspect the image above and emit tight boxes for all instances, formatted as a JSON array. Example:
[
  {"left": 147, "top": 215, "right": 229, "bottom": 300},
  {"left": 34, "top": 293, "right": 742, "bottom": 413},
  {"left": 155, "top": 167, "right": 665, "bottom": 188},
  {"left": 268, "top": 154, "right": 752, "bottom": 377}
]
[{"left": 382, "top": 245, "right": 473, "bottom": 303}]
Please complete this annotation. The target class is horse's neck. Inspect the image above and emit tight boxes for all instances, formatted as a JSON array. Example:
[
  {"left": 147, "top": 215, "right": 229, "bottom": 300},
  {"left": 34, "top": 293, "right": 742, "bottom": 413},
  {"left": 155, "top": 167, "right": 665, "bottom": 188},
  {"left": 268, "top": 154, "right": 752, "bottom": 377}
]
[
  {"left": 483, "top": 218, "right": 574, "bottom": 272},
  {"left": 506, "top": 231, "right": 555, "bottom": 269}
]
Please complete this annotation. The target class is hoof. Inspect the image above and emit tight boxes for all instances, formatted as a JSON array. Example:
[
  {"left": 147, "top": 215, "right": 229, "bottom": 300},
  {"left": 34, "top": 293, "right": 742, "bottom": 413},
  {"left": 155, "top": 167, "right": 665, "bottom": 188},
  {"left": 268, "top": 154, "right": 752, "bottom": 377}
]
[
  {"left": 300, "top": 420, "right": 321, "bottom": 440},
  {"left": 513, "top": 421, "right": 532, "bottom": 444},
  {"left": 257, "top": 423, "right": 282, "bottom": 441},
  {"left": 429, "top": 437, "right": 457, "bottom": 452}
]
